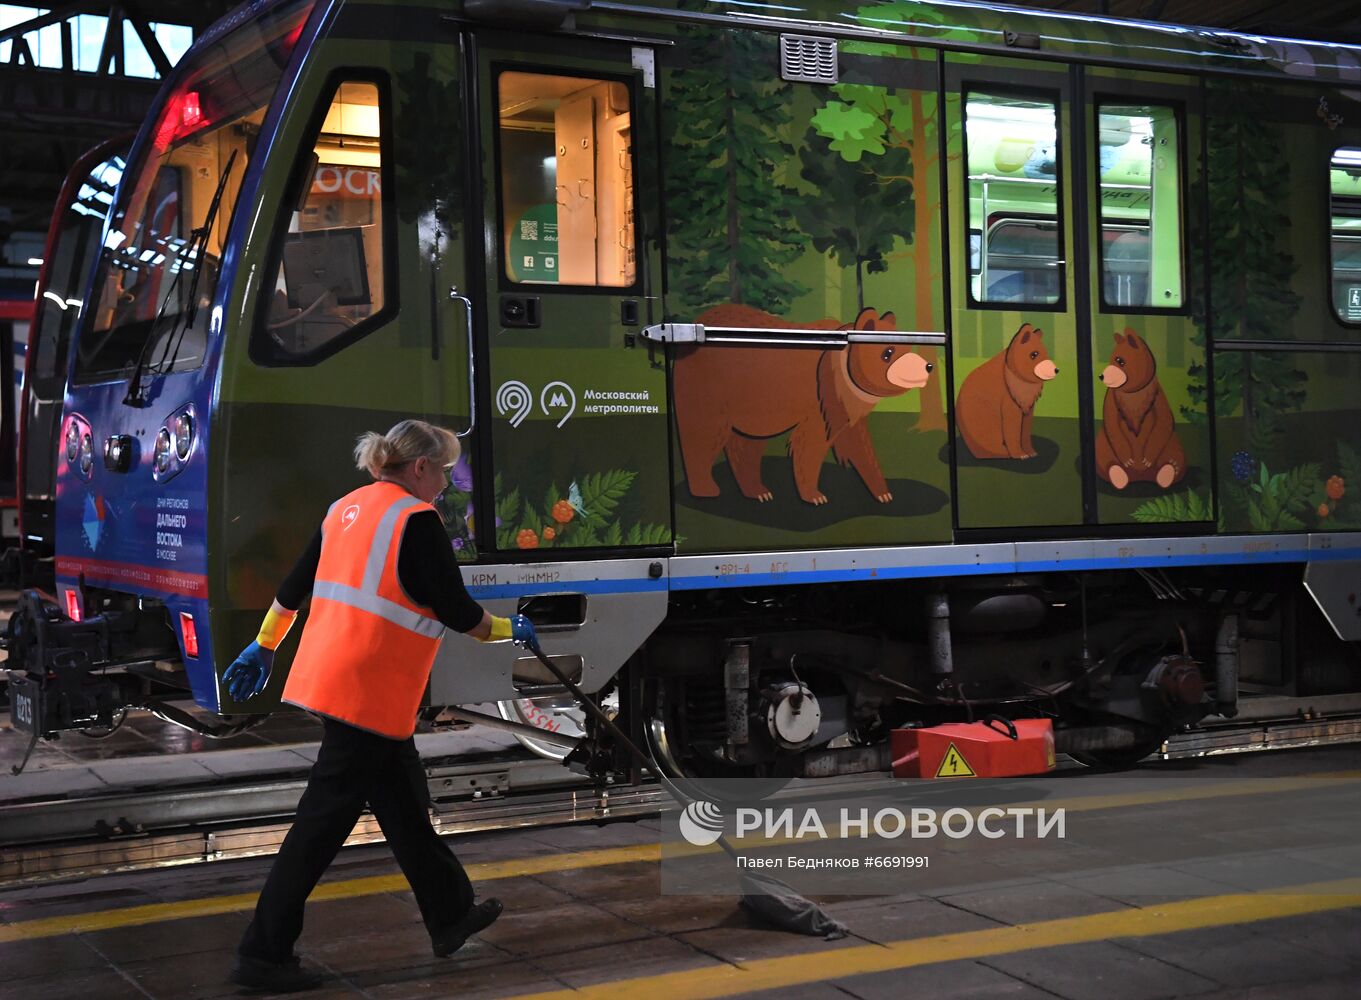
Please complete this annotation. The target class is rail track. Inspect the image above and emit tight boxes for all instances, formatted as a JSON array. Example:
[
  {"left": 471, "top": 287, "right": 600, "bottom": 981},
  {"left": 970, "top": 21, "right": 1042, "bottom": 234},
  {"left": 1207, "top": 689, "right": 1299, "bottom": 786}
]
[{"left": 4, "top": 696, "right": 1361, "bottom": 886}]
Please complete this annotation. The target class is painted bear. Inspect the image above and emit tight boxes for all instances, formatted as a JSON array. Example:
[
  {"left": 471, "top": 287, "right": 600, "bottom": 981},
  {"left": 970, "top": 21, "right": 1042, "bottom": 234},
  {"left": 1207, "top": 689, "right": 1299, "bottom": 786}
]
[
  {"left": 673, "top": 304, "right": 933, "bottom": 506},
  {"left": 1095, "top": 329, "right": 1185, "bottom": 490},
  {"left": 955, "top": 324, "right": 1058, "bottom": 461}
]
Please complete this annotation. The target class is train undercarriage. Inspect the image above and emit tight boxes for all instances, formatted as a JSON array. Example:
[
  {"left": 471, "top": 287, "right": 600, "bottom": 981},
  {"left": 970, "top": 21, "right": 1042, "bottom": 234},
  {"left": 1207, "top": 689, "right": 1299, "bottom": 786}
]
[
  {"left": 5, "top": 566, "right": 1359, "bottom": 781},
  {"left": 610, "top": 566, "right": 1360, "bottom": 782}
]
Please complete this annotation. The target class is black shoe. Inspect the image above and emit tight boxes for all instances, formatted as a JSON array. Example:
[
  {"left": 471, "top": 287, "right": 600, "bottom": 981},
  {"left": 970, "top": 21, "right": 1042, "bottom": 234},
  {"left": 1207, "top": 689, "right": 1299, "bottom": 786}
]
[
  {"left": 432, "top": 898, "right": 504, "bottom": 958},
  {"left": 228, "top": 954, "right": 324, "bottom": 993}
]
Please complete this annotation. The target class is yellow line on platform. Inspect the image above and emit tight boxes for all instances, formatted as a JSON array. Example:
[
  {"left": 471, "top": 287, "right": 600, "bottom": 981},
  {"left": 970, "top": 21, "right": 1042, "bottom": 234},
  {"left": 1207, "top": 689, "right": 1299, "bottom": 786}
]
[
  {"left": 0, "top": 842, "right": 662, "bottom": 944},
  {"left": 510, "top": 878, "right": 1361, "bottom": 1000},
  {"left": 0, "top": 768, "right": 1354, "bottom": 945}
]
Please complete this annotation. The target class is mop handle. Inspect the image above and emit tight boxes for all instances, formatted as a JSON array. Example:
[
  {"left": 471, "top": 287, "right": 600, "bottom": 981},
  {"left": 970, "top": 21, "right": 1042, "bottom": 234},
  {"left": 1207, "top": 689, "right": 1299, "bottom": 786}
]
[{"left": 523, "top": 641, "right": 741, "bottom": 861}]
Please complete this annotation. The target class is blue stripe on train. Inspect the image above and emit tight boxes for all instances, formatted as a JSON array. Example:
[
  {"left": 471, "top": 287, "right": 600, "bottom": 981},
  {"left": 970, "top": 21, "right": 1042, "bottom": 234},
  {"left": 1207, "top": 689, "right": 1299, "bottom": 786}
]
[{"left": 463, "top": 544, "right": 1360, "bottom": 599}]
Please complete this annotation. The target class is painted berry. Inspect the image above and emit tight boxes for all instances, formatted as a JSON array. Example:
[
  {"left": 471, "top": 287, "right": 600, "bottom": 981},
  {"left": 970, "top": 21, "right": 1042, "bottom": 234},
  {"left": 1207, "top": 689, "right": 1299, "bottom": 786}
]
[
  {"left": 516, "top": 529, "right": 539, "bottom": 549},
  {"left": 1326, "top": 475, "right": 1345, "bottom": 501},
  {"left": 542, "top": 526, "right": 557, "bottom": 542},
  {"left": 1318, "top": 503, "right": 1331, "bottom": 519},
  {"left": 551, "top": 500, "right": 575, "bottom": 524},
  {"left": 1230, "top": 450, "right": 1254, "bottom": 484}
]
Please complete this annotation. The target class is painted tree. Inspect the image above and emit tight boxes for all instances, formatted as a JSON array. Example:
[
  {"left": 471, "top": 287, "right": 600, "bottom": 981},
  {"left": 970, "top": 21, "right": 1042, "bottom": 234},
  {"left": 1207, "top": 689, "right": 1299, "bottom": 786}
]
[
  {"left": 795, "top": 129, "right": 913, "bottom": 311},
  {"left": 664, "top": 12, "right": 807, "bottom": 315},
  {"left": 1184, "top": 83, "right": 1307, "bottom": 447},
  {"left": 806, "top": 79, "right": 946, "bottom": 431}
]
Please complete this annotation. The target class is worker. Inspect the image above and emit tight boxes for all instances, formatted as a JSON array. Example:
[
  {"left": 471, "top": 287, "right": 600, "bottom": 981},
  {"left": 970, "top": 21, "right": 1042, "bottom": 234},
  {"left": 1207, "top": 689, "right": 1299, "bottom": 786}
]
[{"left": 222, "top": 419, "right": 537, "bottom": 993}]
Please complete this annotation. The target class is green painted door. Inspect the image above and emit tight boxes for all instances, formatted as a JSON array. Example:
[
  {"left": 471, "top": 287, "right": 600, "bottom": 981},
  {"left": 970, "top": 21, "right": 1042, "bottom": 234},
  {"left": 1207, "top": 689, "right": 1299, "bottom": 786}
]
[
  {"left": 945, "top": 57, "right": 1211, "bottom": 532},
  {"left": 945, "top": 55, "right": 1086, "bottom": 531},
  {"left": 1082, "top": 69, "right": 1212, "bottom": 527},
  {"left": 471, "top": 32, "right": 672, "bottom": 554}
]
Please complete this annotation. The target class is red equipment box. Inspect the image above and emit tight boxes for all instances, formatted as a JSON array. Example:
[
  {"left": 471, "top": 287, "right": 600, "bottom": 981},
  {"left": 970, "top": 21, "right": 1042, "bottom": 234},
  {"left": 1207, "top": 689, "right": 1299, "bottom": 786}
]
[{"left": 890, "top": 718, "right": 1056, "bottom": 779}]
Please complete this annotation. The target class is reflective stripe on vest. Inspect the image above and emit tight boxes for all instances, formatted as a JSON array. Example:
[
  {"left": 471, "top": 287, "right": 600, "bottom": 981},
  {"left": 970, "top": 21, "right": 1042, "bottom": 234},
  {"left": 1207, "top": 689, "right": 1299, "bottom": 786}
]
[
  {"left": 311, "top": 580, "right": 446, "bottom": 638},
  {"left": 282, "top": 481, "right": 447, "bottom": 740}
]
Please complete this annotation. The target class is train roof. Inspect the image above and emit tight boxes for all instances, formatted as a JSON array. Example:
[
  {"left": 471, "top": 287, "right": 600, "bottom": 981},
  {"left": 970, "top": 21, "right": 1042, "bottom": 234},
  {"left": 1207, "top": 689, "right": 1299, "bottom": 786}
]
[{"left": 582, "top": 1, "right": 1361, "bottom": 86}]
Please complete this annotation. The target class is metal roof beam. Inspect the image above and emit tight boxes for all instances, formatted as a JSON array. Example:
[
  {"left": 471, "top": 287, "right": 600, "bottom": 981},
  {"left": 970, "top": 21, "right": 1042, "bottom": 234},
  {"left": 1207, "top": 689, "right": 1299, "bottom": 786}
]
[
  {"left": 0, "top": 3, "right": 103, "bottom": 47},
  {"left": 120, "top": 0, "right": 172, "bottom": 78}
]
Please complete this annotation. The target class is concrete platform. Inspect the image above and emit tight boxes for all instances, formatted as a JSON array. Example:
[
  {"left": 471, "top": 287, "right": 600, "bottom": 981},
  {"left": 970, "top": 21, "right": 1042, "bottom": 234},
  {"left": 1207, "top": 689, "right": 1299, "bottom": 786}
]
[
  {"left": 0, "top": 705, "right": 521, "bottom": 806},
  {"left": 1, "top": 745, "right": 1358, "bottom": 999}
]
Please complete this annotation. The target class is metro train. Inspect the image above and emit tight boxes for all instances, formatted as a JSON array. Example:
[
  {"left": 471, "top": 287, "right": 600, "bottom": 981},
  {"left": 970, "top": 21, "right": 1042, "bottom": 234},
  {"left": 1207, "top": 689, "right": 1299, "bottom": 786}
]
[
  {"left": 4, "top": 0, "right": 1361, "bottom": 782},
  {"left": 8, "top": 136, "right": 130, "bottom": 581}
]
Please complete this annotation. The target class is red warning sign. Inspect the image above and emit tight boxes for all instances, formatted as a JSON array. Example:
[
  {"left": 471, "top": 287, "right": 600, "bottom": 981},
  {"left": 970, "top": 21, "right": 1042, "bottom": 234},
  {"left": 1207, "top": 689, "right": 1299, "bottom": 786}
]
[{"left": 935, "top": 743, "right": 977, "bottom": 778}]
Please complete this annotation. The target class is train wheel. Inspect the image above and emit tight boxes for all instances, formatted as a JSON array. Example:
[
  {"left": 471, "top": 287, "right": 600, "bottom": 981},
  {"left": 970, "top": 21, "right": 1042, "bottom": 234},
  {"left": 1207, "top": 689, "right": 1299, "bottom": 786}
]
[
  {"left": 496, "top": 691, "right": 617, "bottom": 762},
  {"left": 1069, "top": 726, "right": 1169, "bottom": 771},
  {"left": 642, "top": 678, "right": 793, "bottom": 801}
]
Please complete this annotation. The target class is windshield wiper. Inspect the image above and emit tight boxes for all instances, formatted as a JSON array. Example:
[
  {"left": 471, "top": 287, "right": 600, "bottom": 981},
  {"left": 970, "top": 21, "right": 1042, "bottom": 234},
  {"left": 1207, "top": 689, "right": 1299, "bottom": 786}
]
[{"left": 123, "top": 148, "right": 238, "bottom": 407}]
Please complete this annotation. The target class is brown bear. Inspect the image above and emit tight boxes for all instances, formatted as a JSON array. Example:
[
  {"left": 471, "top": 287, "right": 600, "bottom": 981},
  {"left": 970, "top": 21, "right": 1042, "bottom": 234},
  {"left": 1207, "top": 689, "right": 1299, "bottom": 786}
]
[
  {"left": 1095, "top": 329, "right": 1185, "bottom": 489},
  {"left": 955, "top": 323, "right": 1058, "bottom": 460},
  {"left": 673, "top": 303, "right": 933, "bottom": 506}
]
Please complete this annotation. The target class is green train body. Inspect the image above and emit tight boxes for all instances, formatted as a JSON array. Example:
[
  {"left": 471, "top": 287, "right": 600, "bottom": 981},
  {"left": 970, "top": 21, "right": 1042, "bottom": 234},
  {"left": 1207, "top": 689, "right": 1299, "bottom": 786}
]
[{"left": 20, "top": 0, "right": 1361, "bottom": 773}]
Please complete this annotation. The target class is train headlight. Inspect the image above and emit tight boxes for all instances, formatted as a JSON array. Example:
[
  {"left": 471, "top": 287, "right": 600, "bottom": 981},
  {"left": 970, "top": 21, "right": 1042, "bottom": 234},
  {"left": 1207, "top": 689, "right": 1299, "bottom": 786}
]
[
  {"left": 153, "top": 428, "right": 173, "bottom": 475},
  {"left": 173, "top": 411, "right": 194, "bottom": 461},
  {"left": 65, "top": 422, "right": 80, "bottom": 462},
  {"left": 78, "top": 433, "right": 94, "bottom": 476}
]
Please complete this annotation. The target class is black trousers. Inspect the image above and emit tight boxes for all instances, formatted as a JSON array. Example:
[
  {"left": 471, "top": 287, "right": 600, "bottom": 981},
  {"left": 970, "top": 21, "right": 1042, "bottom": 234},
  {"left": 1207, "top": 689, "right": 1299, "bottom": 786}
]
[{"left": 239, "top": 716, "right": 474, "bottom": 962}]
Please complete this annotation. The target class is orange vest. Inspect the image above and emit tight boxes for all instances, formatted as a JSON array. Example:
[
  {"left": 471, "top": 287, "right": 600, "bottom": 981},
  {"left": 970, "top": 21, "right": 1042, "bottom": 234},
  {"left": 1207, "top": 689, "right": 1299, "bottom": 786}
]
[{"left": 283, "top": 481, "right": 446, "bottom": 739}]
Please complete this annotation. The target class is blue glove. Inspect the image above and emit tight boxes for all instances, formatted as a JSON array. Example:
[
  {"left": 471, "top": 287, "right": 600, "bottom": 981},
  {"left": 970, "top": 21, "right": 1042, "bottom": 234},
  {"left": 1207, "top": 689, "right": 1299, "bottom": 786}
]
[
  {"left": 510, "top": 614, "right": 539, "bottom": 650},
  {"left": 222, "top": 641, "right": 275, "bottom": 701}
]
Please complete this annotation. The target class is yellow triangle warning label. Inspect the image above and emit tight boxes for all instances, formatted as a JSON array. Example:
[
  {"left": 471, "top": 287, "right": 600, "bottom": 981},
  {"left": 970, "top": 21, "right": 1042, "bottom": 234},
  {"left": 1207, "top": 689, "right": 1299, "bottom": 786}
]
[{"left": 935, "top": 743, "right": 977, "bottom": 778}]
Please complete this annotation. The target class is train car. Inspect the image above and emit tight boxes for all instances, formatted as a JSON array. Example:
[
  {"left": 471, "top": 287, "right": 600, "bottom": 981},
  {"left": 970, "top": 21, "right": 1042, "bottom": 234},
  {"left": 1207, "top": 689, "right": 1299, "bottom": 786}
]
[
  {"left": 3, "top": 137, "right": 130, "bottom": 586},
  {"left": 0, "top": 294, "right": 27, "bottom": 549},
  {"left": 5, "top": 0, "right": 1360, "bottom": 781}
]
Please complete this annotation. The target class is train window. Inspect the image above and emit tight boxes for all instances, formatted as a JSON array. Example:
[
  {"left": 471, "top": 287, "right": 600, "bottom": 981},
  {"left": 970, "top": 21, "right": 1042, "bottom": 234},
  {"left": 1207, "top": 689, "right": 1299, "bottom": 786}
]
[
  {"left": 1330, "top": 147, "right": 1361, "bottom": 324},
  {"left": 258, "top": 81, "right": 389, "bottom": 360},
  {"left": 77, "top": 0, "right": 314, "bottom": 383},
  {"left": 1096, "top": 103, "right": 1183, "bottom": 309},
  {"left": 964, "top": 91, "right": 1063, "bottom": 306},
  {"left": 497, "top": 71, "right": 636, "bottom": 288}
]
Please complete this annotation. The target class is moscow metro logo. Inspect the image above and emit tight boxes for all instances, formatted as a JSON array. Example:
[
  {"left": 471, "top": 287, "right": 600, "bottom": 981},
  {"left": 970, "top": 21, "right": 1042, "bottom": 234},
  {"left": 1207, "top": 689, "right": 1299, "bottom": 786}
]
[{"left": 341, "top": 504, "right": 361, "bottom": 531}]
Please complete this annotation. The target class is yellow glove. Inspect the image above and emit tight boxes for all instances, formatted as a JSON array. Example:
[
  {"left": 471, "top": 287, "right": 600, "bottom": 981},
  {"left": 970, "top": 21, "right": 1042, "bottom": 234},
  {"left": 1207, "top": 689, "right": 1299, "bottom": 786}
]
[
  {"left": 479, "top": 615, "right": 513, "bottom": 642},
  {"left": 256, "top": 606, "right": 298, "bottom": 651}
]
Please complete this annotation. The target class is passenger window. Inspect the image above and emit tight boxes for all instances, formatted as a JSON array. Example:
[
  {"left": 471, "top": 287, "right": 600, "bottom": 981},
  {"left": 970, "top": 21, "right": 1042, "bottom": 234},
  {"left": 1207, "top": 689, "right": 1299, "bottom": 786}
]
[
  {"left": 497, "top": 70, "right": 636, "bottom": 288},
  {"left": 965, "top": 92, "right": 1063, "bottom": 306},
  {"left": 1330, "top": 146, "right": 1361, "bottom": 323},
  {"left": 1097, "top": 103, "right": 1183, "bottom": 309},
  {"left": 258, "top": 80, "right": 388, "bottom": 361}
]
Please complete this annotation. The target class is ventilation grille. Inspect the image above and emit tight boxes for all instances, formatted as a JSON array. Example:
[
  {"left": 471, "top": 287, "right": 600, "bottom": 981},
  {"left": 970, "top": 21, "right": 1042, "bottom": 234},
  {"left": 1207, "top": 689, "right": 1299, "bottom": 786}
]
[{"left": 780, "top": 34, "right": 837, "bottom": 85}]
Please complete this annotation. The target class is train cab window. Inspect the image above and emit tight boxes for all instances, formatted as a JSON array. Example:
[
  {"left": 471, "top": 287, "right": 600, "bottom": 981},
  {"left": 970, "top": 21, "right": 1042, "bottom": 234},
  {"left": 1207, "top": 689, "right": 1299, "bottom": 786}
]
[
  {"left": 1329, "top": 147, "right": 1361, "bottom": 324},
  {"left": 497, "top": 71, "right": 636, "bottom": 288},
  {"left": 258, "top": 80, "right": 389, "bottom": 361},
  {"left": 1097, "top": 104, "right": 1183, "bottom": 309},
  {"left": 78, "top": 0, "right": 314, "bottom": 383},
  {"left": 965, "top": 92, "right": 1063, "bottom": 306}
]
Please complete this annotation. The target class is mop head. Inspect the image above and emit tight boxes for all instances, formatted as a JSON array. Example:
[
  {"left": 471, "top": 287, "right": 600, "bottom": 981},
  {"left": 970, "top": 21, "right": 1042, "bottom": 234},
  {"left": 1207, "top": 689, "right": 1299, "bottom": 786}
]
[{"left": 737, "top": 870, "right": 849, "bottom": 939}]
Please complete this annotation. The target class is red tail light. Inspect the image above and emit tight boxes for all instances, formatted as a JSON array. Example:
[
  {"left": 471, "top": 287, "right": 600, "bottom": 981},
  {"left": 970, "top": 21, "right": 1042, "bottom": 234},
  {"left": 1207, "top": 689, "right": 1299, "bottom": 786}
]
[
  {"left": 180, "top": 612, "right": 199, "bottom": 658},
  {"left": 65, "top": 589, "right": 82, "bottom": 622}
]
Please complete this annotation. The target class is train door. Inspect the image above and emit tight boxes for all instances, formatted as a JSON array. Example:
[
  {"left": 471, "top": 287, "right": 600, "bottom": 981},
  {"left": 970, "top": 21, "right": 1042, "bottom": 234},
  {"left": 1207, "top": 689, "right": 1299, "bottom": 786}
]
[
  {"left": 468, "top": 33, "right": 671, "bottom": 555},
  {"left": 1080, "top": 69, "right": 1210, "bottom": 528},
  {"left": 946, "top": 56, "right": 1209, "bottom": 533},
  {"left": 945, "top": 55, "right": 1087, "bottom": 531}
]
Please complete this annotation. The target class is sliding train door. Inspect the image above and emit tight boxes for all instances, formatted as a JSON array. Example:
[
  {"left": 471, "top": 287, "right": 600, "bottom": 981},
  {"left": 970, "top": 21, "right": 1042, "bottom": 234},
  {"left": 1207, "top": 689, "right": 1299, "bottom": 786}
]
[
  {"left": 1080, "top": 69, "right": 1210, "bottom": 528},
  {"left": 945, "top": 56, "right": 1209, "bottom": 533},
  {"left": 945, "top": 54, "right": 1086, "bottom": 531}
]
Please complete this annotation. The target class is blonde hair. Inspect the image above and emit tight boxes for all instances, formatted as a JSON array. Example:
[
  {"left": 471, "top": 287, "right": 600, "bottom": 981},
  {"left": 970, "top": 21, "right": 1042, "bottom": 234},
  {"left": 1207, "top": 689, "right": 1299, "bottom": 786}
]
[{"left": 354, "top": 419, "right": 460, "bottom": 480}]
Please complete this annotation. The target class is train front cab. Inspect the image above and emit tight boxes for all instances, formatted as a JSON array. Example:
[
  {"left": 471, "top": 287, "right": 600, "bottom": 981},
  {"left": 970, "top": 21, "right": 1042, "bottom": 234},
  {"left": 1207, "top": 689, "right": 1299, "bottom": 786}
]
[{"left": 38, "top": 1, "right": 670, "bottom": 732}]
